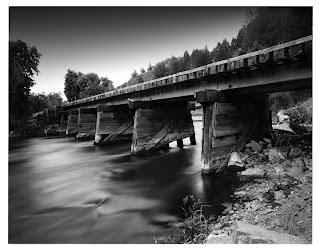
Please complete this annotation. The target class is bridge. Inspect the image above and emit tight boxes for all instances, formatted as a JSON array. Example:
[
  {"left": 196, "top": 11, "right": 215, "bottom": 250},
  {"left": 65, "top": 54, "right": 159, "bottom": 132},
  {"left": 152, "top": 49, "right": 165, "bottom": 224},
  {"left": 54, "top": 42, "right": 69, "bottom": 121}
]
[{"left": 35, "top": 35, "right": 312, "bottom": 175}]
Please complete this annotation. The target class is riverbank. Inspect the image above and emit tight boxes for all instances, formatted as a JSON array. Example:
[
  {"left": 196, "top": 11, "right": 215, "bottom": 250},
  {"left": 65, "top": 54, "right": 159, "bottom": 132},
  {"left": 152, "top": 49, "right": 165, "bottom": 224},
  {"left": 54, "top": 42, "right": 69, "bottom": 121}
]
[
  {"left": 156, "top": 131, "right": 312, "bottom": 244},
  {"left": 206, "top": 135, "right": 312, "bottom": 244}
]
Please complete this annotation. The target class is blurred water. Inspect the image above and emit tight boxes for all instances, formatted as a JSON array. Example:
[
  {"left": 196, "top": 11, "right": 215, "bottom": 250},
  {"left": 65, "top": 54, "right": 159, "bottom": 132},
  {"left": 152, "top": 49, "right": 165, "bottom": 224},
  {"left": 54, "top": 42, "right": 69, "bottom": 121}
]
[{"left": 9, "top": 119, "right": 237, "bottom": 243}]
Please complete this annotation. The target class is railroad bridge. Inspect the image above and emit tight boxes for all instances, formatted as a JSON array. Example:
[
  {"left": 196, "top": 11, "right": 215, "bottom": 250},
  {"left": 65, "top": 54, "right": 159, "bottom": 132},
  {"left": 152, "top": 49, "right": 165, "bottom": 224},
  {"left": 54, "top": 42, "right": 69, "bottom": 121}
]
[{"left": 35, "top": 36, "right": 312, "bottom": 175}]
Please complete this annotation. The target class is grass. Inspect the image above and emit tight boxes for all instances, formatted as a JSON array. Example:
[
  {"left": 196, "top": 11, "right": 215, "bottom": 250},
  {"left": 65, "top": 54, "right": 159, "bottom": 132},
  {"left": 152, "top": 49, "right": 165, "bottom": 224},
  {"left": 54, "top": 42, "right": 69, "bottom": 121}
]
[{"left": 157, "top": 195, "right": 215, "bottom": 244}]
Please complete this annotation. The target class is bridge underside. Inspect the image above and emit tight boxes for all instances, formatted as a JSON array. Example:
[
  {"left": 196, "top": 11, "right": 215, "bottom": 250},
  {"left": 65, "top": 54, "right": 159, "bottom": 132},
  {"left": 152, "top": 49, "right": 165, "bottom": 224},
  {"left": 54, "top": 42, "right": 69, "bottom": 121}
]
[
  {"left": 130, "top": 101, "right": 196, "bottom": 154},
  {"left": 95, "top": 105, "right": 134, "bottom": 145}
]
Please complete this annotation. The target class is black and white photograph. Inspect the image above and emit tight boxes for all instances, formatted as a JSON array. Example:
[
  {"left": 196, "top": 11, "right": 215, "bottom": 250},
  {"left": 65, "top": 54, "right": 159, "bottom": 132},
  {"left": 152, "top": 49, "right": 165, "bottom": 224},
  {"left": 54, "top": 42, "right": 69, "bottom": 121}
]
[{"left": 7, "top": 3, "right": 314, "bottom": 245}]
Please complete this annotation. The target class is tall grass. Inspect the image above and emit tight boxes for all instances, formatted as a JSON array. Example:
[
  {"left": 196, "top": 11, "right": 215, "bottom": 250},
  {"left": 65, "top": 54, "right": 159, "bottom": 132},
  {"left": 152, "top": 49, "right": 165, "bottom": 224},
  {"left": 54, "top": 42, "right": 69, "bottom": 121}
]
[{"left": 158, "top": 195, "right": 215, "bottom": 244}]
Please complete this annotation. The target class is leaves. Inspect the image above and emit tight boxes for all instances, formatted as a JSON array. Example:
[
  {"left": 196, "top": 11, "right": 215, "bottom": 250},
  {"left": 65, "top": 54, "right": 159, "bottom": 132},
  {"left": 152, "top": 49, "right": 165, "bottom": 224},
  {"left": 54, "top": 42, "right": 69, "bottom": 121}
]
[
  {"left": 9, "top": 39, "right": 41, "bottom": 131},
  {"left": 64, "top": 71, "right": 114, "bottom": 101}
]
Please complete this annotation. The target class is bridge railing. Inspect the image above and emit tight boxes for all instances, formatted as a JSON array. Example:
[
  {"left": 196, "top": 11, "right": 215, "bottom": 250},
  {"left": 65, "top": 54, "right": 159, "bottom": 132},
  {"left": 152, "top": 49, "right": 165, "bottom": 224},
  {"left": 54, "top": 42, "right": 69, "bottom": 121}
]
[{"left": 62, "top": 35, "right": 312, "bottom": 108}]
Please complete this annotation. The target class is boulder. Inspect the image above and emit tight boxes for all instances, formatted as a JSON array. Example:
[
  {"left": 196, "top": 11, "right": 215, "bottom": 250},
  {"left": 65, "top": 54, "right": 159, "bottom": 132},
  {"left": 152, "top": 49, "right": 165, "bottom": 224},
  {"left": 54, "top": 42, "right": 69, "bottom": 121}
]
[
  {"left": 290, "top": 157, "right": 307, "bottom": 171},
  {"left": 289, "top": 147, "right": 302, "bottom": 159},
  {"left": 228, "top": 152, "right": 245, "bottom": 172},
  {"left": 245, "top": 200, "right": 261, "bottom": 212},
  {"left": 274, "top": 190, "right": 285, "bottom": 201},
  {"left": 272, "top": 122, "right": 295, "bottom": 134},
  {"left": 245, "top": 141, "right": 262, "bottom": 152},
  {"left": 286, "top": 163, "right": 306, "bottom": 180},
  {"left": 206, "top": 233, "right": 233, "bottom": 244},
  {"left": 268, "top": 149, "right": 285, "bottom": 164},
  {"left": 261, "top": 208, "right": 274, "bottom": 215},
  {"left": 221, "top": 203, "right": 233, "bottom": 215},
  {"left": 258, "top": 141, "right": 266, "bottom": 149},
  {"left": 263, "top": 138, "right": 272, "bottom": 144},
  {"left": 244, "top": 148, "right": 253, "bottom": 156},
  {"left": 239, "top": 168, "right": 266, "bottom": 181},
  {"left": 233, "top": 221, "right": 308, "bottom": 244},
  {"left": 234, "top": 191, "right": 247, "bottom": 198},
  {"left": 274, "top": 164, "right": 286, "bottom": 177}
]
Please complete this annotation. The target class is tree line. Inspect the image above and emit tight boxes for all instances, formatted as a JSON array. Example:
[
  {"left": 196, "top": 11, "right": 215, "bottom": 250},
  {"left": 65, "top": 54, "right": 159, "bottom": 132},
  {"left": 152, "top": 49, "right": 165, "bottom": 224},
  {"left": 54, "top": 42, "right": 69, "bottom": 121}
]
[{"left": 118, "top": 7, "right": 312, "bottom": 89}]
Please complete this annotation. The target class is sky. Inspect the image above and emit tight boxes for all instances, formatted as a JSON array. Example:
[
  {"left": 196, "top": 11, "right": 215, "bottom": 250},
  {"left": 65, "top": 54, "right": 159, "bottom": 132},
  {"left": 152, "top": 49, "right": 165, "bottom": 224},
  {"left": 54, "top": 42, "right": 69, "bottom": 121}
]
[{"left": 10, "top": 7, "right": 249, "bottom": 100}]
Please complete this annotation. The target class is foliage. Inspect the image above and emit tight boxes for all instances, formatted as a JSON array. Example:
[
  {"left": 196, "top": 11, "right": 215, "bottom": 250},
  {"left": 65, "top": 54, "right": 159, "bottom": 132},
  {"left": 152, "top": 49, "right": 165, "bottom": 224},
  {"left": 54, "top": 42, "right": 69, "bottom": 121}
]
[
  {"left": 211, "top": 39, "right": 233, "bottom": 62},
  {"left": 44, "top": 124, "right": 60, "bottom": 136},
  {"left": 190, "top": 47, "right": 212, "bottom": 68},
  {"left": 20, "top": 123, "right": 44, "bottom": 137},
  {"left": 78, "top": 73, "right": 101, "bottom": 98},
  {"left": 268, "top": 89, "right": 312, "bottom": 114},
  {"left": 238, "top": 7, "right": 312, "bottom": 52},
  {"left": 153, "top": 61, "right": 168, "bottom": 78},
  {"left": 29, "top": 92, "right": 63, "bottom": 113},
  {"left": 64, "top": 70, "right": 114, "bottom": 101},
  {"left": 270, "top": 130, "right": 291, "bottom": 148},
  {"left": 147, "top": 62, "right": 153, "bottom": 72},
  {"left": 158, "top": 195, "right": 214, "bottom": 244},
  {"left": 100, "top": 77, "right": 114, "bottom": 92},
  {"left": 64, "top": 69, "right": 82, "bottom": 101},
  {"left": 9, "top": 39, "right": 41, "bottom": 132}
]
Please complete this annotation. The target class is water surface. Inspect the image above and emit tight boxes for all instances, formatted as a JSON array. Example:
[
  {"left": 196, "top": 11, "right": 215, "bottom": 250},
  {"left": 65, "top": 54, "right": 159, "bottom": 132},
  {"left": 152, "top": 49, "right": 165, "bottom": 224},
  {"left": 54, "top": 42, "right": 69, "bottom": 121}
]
[{"left": 9, "top": 120, "right": 237, "bottom": 243}]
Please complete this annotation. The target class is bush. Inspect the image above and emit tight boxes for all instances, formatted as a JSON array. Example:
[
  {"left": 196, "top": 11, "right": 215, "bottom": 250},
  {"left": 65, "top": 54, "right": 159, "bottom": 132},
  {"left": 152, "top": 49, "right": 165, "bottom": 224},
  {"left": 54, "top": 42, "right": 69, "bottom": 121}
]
[{"left": 21, "top": 124, "right": 44, "bottom": 137}]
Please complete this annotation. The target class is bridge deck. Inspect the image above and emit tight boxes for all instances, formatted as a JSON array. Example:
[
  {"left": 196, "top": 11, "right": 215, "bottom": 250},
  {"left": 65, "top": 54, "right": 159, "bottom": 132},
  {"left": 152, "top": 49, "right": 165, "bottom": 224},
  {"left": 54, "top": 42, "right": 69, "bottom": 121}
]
[{"left": 62, "top": 35, "right": 312, "bottom": 109}]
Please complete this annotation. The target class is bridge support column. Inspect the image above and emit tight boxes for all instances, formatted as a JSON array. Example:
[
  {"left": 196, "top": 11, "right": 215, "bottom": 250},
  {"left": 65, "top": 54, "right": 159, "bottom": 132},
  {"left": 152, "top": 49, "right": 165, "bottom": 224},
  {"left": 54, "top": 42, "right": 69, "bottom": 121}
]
[
  {"left": 66, "top": 110, "right": 79, "bottom": 136},
  {"left": 94, "top": 105, "right": 134, "bottom": 145},
  {"left": 76, "top": 108, "right": 97, "bottom": 139},
  {"left": 59, "top": 112, "right": 67, "bottom": 132},
  {"left": 130, "top": 101, "right": 196, "bottom": 154},
  {"left": 196, "top": 90, "right": 270, "bottom": 175}
]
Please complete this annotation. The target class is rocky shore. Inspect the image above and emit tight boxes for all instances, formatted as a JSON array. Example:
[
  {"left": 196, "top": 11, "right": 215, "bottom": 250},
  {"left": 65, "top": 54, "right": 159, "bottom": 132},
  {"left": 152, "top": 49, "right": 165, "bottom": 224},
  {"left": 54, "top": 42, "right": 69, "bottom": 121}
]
[{"left": 206, "top": 135, "right": 312, "bottom": 244}]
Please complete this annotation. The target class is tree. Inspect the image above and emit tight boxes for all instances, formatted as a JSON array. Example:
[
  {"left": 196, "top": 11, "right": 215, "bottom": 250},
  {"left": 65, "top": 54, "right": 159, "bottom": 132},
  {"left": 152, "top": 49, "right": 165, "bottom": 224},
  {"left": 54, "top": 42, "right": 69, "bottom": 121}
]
[
  {"left": 240, "top": 7, "right": 312, "bottom": 52},
  {"left": 78, "top": 73, "right": 101, "bottom": 98},
  {"left": 182, "top": 50, "right": 191, "bottom": 70},
  {"left": 131, "top": 70, "right": 138, "bottom": 79},
  {"left": 29, "top": 92, "right": 63, "bottom": 112},
  {"left": 140, "top": 68, "right": 146, "bottom": 74},
  {"left": 211, "top": 39, "right": 232, "bottom": 62},
  {"left": 100, "top": 77, "right": 114, "bottom": 92},
  {"left": 137, "top": 75, "right": 144, "bottom": 83},
  {"left": 168, "top": 56, "right": 180, "bottom": 75},
  {"left": 190, "top": 47, "right": 212, "bottom": 68},
  {"left": 29, "top": 93, "right": 48, "bottom": 113},
  {"left": 9, "top": 39, "right": 41, "bottom": 131},
  {"left": 153, "top": 61, "right": 168, "bottom": 78},
  {"left": 64, "top": 69, "right": 82, "bottom": 102},
  {"left": 47, "top": 92, "right": 63, "bottom": 108}
]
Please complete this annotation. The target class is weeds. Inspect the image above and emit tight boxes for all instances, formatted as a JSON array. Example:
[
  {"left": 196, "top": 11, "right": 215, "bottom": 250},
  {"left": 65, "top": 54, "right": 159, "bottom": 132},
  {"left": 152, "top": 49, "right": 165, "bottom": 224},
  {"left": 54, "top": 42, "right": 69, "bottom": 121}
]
[
  {"left": 157, "top": 195, "right": 215, "bottom": 244},
  {"left": 270, "top": 130, "right": 291, "bottom": 148}
]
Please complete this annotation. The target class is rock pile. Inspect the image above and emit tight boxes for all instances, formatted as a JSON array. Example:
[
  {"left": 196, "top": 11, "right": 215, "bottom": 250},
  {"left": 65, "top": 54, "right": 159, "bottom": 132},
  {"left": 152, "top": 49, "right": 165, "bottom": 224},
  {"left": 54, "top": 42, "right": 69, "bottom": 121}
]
[{"left": 206, "top": 137, "right": 312, "bottom": 244}]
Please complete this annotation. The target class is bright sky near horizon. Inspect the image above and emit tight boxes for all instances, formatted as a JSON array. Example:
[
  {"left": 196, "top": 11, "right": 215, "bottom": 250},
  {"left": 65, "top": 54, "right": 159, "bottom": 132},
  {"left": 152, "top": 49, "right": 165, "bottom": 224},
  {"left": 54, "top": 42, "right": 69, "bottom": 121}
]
[{"left": 10, "top": 7, "right": 249, "bottom": 100}]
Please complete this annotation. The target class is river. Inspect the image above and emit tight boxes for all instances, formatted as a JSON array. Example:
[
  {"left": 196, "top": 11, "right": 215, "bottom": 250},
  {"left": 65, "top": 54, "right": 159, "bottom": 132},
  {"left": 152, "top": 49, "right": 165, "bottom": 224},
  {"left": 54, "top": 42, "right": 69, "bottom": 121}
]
[{"left": 9, "top": 119, "right": 238, "bottom": 243}]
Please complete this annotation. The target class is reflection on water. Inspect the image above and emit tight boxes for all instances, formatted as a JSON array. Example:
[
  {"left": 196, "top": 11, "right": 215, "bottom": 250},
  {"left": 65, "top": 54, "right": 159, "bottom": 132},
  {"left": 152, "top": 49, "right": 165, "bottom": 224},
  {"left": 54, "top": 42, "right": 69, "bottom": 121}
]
[{"left": 9, "top": 120, "right": 238, "bottom": 243}]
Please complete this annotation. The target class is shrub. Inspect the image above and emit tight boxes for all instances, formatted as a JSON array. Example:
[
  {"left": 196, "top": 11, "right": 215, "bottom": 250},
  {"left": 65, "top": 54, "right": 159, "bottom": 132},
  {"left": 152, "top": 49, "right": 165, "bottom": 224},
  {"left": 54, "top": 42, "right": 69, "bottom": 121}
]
[{"left": 157, "top": 195, "right": 214, "bottom": 244}]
